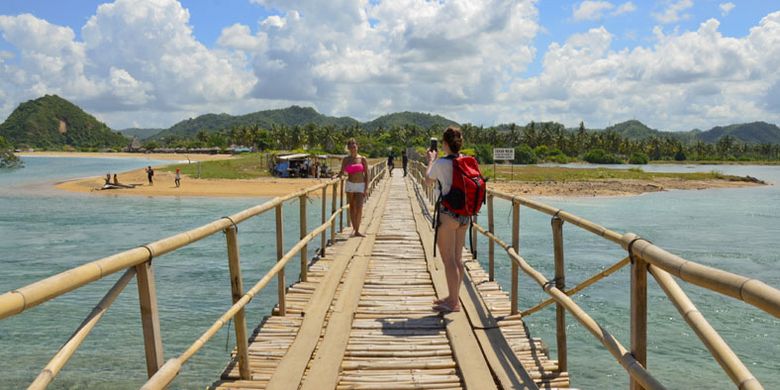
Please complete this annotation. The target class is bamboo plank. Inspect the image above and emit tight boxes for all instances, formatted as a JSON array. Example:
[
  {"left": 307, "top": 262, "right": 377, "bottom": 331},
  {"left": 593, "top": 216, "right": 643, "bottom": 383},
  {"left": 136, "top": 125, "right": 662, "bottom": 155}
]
[
  {"left": 406, "top": 177, "right": 498, "bottom": 390},
  {"left": 264, "top": 178, "right": 390, "bottom": 390}
]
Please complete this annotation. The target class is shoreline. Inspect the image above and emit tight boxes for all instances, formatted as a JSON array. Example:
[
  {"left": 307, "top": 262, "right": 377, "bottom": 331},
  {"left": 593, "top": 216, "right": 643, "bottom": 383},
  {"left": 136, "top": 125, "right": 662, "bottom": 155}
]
[
  {"left": 23, "top": 152, "right": 767, "bottom": 198},
  {"left": 18, "top": 151, "right": 235, "bottom": 162}
]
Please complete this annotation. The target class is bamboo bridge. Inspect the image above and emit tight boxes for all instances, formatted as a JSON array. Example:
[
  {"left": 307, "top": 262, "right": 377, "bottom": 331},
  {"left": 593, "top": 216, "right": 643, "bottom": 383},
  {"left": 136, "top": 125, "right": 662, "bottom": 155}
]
[{"left": 1, "top": 161, "right": 779, "bottom": 389}]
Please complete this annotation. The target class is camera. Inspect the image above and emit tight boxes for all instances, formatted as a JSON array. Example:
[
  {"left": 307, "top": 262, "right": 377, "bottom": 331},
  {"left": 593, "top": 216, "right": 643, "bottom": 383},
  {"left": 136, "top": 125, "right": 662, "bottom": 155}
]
[{"left": 429, "top": 138, "right": 438, "bottom": 152}]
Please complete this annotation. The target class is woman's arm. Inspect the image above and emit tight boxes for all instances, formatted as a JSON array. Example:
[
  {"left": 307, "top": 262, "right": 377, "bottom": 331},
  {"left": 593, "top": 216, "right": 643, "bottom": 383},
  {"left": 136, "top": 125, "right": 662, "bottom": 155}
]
[
  {"left": 362, "top": 157, "right": 369, "bottom": 192},
  {"left": 334, "top": 158, "right": 346, "bottom": 179},
  {"left": 425, "top": 150, "right": 437, "bottom": 186}
]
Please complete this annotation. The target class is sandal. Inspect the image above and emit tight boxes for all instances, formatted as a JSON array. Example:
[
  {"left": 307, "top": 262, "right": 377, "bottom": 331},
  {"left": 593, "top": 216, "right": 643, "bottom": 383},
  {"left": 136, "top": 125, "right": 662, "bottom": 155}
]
[{"left": 432, "top": 302, "right": 460, "bottom": 313}]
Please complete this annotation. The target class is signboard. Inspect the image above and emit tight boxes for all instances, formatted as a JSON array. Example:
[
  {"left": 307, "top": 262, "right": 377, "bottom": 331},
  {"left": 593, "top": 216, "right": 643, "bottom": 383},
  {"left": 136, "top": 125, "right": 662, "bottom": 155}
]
[{"left": 493, "top": 148, "right": 515, "bottom": 161}]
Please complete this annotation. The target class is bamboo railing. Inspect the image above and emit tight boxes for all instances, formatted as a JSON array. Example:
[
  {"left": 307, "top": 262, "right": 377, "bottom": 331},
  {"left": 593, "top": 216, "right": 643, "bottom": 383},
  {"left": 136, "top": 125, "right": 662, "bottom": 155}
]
[
  {"left": 0, "top": 161, "right": 386, "bottom": 389},
  {"left": 409, "top": 161, "right": 778, "bottom": 390}
]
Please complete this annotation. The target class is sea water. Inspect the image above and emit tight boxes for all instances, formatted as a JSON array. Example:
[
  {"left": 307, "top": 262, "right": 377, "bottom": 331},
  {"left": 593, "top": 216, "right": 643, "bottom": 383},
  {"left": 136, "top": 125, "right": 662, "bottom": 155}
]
[
  {"left": 478, "top": 164, "right": 780, "bottom": 388},
  {"left": 0, "top": 158, "right": 778, "bottom": 389}
]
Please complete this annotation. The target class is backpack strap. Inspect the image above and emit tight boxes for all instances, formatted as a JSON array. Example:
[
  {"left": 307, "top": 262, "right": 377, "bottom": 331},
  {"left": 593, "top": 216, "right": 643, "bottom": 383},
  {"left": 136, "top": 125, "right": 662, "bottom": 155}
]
[
  {"left": 432, "top": 179, "right": 442, "bottom": 257},
  {"left": 468, "top": 218, "right": 475, "bottom": 259}
]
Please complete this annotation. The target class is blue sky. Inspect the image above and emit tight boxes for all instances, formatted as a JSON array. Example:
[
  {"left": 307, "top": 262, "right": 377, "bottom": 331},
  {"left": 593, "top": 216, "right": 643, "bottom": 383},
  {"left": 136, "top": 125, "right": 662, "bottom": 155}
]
[{"left": 1, "top": 1, "right": 779, "bottom": 131}]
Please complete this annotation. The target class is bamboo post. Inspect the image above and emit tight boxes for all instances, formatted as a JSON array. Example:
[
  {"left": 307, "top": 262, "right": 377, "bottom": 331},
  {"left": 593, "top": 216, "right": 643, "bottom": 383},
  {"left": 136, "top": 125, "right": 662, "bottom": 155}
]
[
  {"left": 320, "top": 186, "right": 327, "bottom": 256},
  {"left": 631, "top": 253, "right": 648, "bottom": 390},
  {"left": 552, "top": 216, "right": 567, "bottom": 373},
  {"left": 225, "top": 225, "right": 250, "bottom": 380},
  {"left": 487, "top": 195, "right": 495, "bottom": 281},
  {"left": 275, "top": 204, "right": 286, "bottom": 316},
  {"left": 339, "top": 180, "right": 344, "bottom": 232},
  {"left": 331, "top": 182, "right": 337, "bottom": 244},
  {"left": 135, "top": 260, "right": 164, "bottom": 377},
  {"left": 511, "top": 200, "right": 520, "bottom": 315},
  {"left": 28, "top": 268, "right": 136, "bottom": 390},
  {"left": 299, "top": 194, "right": 308, "bottom": 282}
]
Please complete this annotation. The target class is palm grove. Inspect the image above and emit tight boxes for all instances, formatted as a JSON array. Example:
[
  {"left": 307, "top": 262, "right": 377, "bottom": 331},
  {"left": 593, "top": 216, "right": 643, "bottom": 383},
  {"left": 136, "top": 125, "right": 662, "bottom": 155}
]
[{"left": 144, "top": 121, "right": 780, "bottom": 164}]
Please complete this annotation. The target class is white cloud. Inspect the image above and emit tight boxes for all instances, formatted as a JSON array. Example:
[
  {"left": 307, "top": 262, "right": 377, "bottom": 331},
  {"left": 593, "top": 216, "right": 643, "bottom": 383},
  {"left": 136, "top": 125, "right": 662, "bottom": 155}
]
[
  {"left": 612, "top": 2, "right": 637, "bottom": 16},
  {"left": 573, "top": 1, "right": 614, "bottom": 21},
  {"left": 235, "top": 0, "right": 540, "bottom": 121},
  {"left": 0, "top": 0, "right": 779, "bottom": 132},
  {"left": 503, "top": 13, "right": 780, "bottom": 130},
  {"left": 720, "top": 2, "right": 735, "bottom": 16},
  {"left": 654, "top": 0, "right": 694, "bottom": 24},
  {"left": 0, "top": 0, "right": 256, "bottom": 126}
]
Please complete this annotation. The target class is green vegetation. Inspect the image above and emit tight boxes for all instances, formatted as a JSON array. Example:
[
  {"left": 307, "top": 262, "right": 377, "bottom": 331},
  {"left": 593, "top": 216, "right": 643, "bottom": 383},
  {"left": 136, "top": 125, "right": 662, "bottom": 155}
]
[
  {"left": 153, "top": 106, "right": 359, "bottom": 140},
  {"left": 119, "top": 128, "right": 164, "bottom": 140},
  {"left": 0, "top": 135, "right": 22, "bottom": 168},
  {"left": 3, "top": 95, "right": 780, "bottom": 163},
  {"left": 584, "top": 149, "right": 623, "bottom": 164},
  {"left": 629, "top": 152, "right": 649, "bottom": 164},
  {"left": 0, "top": 95, "right": 127, "bottom": 150},
  {"left": 363, "top": 112, "right": 457, "bottom": 132},
  {"left": 488, "top": 165, "right": 757, "bottom": 183},
  {"left": 160, "top": 153, "right": 271, "bottom": 180}
]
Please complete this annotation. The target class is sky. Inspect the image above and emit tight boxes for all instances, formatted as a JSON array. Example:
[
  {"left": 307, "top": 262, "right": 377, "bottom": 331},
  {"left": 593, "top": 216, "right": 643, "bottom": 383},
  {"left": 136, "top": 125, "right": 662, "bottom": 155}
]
[{"left": 0, "top": 0, "right": 779, "bottom": 132}]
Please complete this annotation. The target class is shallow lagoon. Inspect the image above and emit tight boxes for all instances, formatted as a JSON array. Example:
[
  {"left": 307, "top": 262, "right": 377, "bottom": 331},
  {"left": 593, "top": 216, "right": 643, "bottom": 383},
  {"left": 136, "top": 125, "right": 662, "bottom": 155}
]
[{"left": 1, "top": 157, "right": 778, "bottom": 389}]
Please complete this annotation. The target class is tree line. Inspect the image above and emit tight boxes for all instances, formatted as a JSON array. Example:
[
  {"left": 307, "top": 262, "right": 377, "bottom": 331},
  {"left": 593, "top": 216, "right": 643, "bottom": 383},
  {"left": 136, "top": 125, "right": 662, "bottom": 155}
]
[{"left": 141, "top": 121, "right": 780, "bottom": 163}]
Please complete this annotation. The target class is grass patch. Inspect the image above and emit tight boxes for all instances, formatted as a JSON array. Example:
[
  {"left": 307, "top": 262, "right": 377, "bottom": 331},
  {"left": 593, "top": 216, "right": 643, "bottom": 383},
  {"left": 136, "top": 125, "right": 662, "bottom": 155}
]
[
  {"left": 486, "top": 165, "right": 755, "bottom": 182},
  {"left": 160, "top": 153, "right": 270, "bottom": 179}
]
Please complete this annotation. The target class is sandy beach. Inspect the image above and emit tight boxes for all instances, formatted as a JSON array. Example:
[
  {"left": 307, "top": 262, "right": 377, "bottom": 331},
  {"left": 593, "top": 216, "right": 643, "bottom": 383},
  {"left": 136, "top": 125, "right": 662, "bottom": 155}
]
[
  {"left": 489, "top": 178, "right": 764, "bottom": 197},
  {"left": 27, "top": 152, "right": 764, "bottom": 198}
]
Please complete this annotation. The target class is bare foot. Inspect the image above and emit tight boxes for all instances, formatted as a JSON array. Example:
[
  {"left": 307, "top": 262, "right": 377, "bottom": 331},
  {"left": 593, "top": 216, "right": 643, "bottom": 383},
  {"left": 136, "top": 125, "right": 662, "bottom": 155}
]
[{"left": 351, "top": 232, "right": 365, "bottom": 237}]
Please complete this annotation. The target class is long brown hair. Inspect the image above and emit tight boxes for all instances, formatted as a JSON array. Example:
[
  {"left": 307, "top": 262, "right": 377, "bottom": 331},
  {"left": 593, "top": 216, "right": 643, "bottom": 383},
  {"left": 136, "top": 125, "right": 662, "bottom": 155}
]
[{"left": 442, "top": 126, "right": 463, "bottom": 153}]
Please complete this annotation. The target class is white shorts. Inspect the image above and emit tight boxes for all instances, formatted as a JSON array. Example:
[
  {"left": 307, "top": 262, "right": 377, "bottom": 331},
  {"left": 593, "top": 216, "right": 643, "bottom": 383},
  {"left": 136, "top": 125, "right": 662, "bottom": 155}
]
[{"left": 345, "top": 181, "right": 366, "bottom": 193}]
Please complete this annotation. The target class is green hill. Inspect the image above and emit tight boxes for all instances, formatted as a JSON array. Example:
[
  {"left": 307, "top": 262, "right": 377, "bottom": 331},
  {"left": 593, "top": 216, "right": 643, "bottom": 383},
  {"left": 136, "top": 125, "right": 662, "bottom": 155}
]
[
  {"left": 603, "top": 120, "right": 662, "bottom": 140},
  {"left": 153, "top": 106, "right": 359, "bottom": 140},
  {"left": 119, "top": 128, "right": 164, "bottom": 140},
  {"left": 0, "top": 95, "right": 127, "bottom": 149},
  {"left": 362, "top": 111, "right": 459, "bottom": 131},
  {"left": 698, "top": 122, "right": 780, "bottom": 144}
]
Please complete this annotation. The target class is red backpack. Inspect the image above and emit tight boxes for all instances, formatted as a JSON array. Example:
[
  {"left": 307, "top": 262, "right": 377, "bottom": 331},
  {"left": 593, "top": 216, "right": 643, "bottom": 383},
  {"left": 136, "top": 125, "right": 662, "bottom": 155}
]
[
  {"left": 439, "top": 155, "right": 486, "bottom": 216},
  {"left": 433, "top": 155, "right": 487, "bottom": 256}
]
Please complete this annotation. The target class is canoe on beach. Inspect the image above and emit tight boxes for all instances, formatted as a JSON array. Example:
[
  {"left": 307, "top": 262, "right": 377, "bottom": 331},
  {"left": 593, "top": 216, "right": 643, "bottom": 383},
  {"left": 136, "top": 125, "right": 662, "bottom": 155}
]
[{"left": 99, "top": 183, "right": 138, "bottom": 190}]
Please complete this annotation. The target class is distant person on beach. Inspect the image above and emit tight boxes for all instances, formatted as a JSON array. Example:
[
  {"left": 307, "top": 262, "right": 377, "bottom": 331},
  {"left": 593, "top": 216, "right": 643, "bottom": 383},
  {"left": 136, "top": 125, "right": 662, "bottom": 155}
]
[
  {"left": 105, "top": 173, "right": 111, "bottom": 185},
  {"left": 146, "top": 166, "right": 154, "bottom": 185},
  {"left": 175, "top": 168, "right": 181, "bottom": 188},
  {"left": 426, "top": 126, "right": 468, "bottom": 313},
  {"left": 113, "top": 174, "right": 119, "bottom": 185},
  {"left": 387, "top": 152, "right": 395, "bottom": 176},
  {"left": 336, "top": 138, "right": 368, "bottom": 237},
  {"left": 402, "top": 151, "right": 408, "bottom": 177}
]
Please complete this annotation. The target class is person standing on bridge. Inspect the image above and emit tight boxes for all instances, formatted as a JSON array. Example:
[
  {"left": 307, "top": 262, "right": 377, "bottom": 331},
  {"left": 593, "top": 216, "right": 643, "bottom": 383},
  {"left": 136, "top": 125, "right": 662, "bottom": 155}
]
[
  {"left": 337, "top": 138, "right": 369, "bottom": 237},
  {"left": 426, "top": 126, "right": 469, "bottom": 313}
]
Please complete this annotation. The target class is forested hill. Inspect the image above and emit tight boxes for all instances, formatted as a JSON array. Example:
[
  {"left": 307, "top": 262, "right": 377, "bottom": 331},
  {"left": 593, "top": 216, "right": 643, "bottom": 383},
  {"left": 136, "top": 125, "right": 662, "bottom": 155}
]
[
  {"left": 119, "top": 128, "right": 165, "bottom": 140},
  {"left": 152, "top": 106, "right": 360, "bottom": 140},
  {"left": 0, "top": 95, "right": 127, "bottom": 149},
  {"left": 601, "top": 120, "right": 780, "bottom": 144},
  {"left": 696, "top": 122, "right": 780, "bottom": 144},
  {"left": 363, "top": 111, "right": 458, "bottom": 132}
]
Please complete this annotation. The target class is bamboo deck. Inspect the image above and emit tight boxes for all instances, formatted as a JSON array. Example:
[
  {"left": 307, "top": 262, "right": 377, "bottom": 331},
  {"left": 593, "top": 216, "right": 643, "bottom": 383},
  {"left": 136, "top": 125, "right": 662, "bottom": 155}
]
[{"left": 211, "top": 174, "right": 570, "bottom": 389}]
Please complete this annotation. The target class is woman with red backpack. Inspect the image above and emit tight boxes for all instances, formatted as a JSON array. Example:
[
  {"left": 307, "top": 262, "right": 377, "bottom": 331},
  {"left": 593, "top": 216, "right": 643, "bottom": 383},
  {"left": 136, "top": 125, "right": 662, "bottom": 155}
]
[{"left": 426, "top": 126, "right": 471, "bottom": 313}]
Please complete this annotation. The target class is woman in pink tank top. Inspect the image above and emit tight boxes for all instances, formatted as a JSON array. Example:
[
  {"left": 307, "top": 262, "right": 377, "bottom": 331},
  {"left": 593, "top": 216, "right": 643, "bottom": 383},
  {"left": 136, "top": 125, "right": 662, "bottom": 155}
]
[{"left": 337, "top": 138, "right": 368, "bottom": 237}]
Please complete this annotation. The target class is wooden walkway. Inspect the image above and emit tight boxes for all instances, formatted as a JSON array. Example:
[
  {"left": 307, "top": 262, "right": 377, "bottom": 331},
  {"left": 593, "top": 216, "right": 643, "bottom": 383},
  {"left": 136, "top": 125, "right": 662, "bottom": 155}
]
[{"left": 211, "top": 174, "right": 570, "bottom": 389}]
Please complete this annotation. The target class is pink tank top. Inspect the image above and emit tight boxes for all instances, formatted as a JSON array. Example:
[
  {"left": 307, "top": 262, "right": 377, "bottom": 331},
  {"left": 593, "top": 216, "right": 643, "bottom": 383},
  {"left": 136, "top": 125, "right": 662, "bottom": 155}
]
[{"left": 344, "top": 163, "right": 364, "bottom": 174}]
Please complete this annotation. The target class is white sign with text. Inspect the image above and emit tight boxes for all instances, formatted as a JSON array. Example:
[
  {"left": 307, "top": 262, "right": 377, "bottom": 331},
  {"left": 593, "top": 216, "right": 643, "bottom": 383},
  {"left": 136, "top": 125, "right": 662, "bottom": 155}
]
[{"left": 493, "top": 148, "right": 515, "bottom": 161}]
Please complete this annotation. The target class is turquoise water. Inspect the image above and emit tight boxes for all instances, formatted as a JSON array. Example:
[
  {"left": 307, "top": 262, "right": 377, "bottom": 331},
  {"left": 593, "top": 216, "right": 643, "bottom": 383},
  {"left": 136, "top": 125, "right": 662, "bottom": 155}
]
[
  {"left": 0, "top": 157, "right": 328, "bottom": 389},
  {"left": 476, "top": 164, "right": 780, "bottom": 388},
  {"left": 1, "top": 158, "right": 778, "bottom": 389}
]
